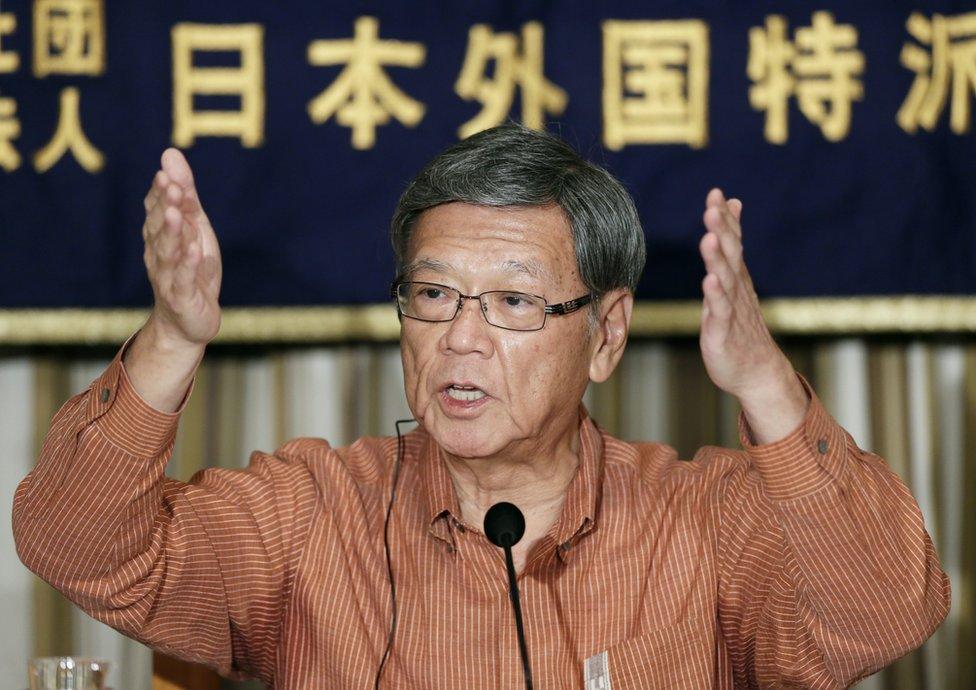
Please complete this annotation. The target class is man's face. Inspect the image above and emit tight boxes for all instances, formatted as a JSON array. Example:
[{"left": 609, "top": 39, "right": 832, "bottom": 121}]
[{"left": 400, "top": 202, "right": 596, "bottom": 460}]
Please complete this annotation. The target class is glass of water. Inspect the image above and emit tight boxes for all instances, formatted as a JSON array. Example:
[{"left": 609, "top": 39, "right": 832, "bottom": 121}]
[{"left": 28, "top": 657, "right": 111, "bottom": 690}]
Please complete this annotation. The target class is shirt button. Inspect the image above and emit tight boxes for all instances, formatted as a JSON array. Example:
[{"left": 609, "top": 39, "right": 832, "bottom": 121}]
[
  {"left": 453, "top": 519, "right": 466, "bottom": 533},
  {"left": 560, "top": 541, "right": 572, "bottom": 553},
  {"left": 100, "top": 388, "right": 110, "bottom": 403},
  {"left": 817, "top": 438, "right": 828, "bottom": 454}
]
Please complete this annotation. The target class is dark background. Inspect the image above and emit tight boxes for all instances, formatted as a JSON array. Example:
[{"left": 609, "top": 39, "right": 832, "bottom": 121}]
[{"left": 1, "top": 0, "right": 973, "bottom": 308}]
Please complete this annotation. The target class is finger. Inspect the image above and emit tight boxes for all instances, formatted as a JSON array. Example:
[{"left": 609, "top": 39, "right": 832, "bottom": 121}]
[
  {"left": 142, "top": 180, "right": 178, "bottom": 244},
  {"left": 703, "top": 204, "right": 738, "bottom": 245},
  {"left": 143, "top": 170, "right": 168, "bottom": 213},
  {"left": 146, "top": 183, "right": 183, "bottom": 247},
  {"left": 171, "top": 240, "right": 201, "bottom": 300},
  {"left": 161, "top": 148, "right": 205, "bottom": 220},
  {"left": 718, "top": 203, "right": 742, "bottom": 239},
  {"left": 155, "top": 206, "right": 184, "bottom": 267},
  {"left": 180, "top": 203, "right": 199, "bottom": 246},
  {"left": 143, "top": 170, "right": 169, "bottom": 207},
  {"left": 727, "top": 198, "right": 743, "bottom": 223},
  {"left": 161, "top": 148, "right": 195, "bottom": 189},
  {"left": 702, "top": 273, "right": 732, "bottom": 321},
  {"left": 154, "top": 169, "right": 173, "bottom": 208},
  {"left": 150, "top": 209, "right": 185, "bottom": 299},
  {"left": 717, "top": 207, "right": 744, "bottom": 270},
  {"left": 705, "top": 188, "right": 743, "bottom": 236},
  {"left": 700, "top": 232, "right": 737, "bottom": 295},
  {"left": 703, "top": 206, "right": 744, "bottom": 272},
  {"left": 142, "top": 191, "right": 166, "bottom": 243}
]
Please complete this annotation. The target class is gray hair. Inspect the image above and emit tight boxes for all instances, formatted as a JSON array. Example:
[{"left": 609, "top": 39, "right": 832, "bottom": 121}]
[{"left": 390, "top": 123, "right": 646, "bottom": 305}]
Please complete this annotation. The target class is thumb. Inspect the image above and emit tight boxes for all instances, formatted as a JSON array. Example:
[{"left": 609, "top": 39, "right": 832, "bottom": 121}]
[{"left": 161, "top": 148, "right": 196, "bottom": 192}]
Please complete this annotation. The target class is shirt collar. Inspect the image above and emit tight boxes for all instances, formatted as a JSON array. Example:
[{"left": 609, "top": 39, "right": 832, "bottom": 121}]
[
  {"left": 420, "top": 429, "right": 463, "bottom": 527},
  {"left": 553, "top": 406, "right": 604, "bottom": 549},
  {"left": 418, "top": 406, "right": 606, "bottom": 548}
]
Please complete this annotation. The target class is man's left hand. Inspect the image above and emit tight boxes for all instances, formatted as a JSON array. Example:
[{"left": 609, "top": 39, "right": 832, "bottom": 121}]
[{"left": 698, "top": 188, "right": 809, "bottom": 445}]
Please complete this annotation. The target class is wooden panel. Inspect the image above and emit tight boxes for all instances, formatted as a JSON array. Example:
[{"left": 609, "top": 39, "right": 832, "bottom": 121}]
[{"left": 152, "top": 653, "right": 220, "bottom": 690}]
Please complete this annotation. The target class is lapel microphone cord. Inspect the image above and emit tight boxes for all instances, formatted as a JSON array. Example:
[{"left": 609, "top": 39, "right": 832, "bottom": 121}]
[{"left": 373, "top": 418, "right": 415, "bottom": 690}]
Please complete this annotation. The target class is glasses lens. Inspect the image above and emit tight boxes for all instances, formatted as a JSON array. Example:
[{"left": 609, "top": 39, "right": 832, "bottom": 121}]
[
  {"left": 398, "top": 282, "right": 459, "bottom": 321},
  {"left": 483, "top": 291, "right": 546, "bottom": 331}
]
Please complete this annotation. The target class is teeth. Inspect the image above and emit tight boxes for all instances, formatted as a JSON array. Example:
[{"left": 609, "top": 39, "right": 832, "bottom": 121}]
[{"left": 447, "top": 386, "right": 486, "bottom": 402}]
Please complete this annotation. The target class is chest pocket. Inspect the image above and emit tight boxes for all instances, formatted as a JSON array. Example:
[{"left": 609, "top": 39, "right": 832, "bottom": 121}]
[{"left": 605, "top": 620, "right": 710, "bottom": 689}]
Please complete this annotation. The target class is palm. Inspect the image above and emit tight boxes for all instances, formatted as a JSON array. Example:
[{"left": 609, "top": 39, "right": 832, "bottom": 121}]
[
  {"left": 697, "top": 189, "right": 786, "bottom": 399},
  {"left": 142, "top": 148, "right": 223, "bottom": 345}
]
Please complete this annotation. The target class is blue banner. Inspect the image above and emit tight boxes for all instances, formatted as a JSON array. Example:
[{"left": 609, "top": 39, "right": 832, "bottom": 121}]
[{"left": 0, "top": 1, "right": 974, "bottom": 308}]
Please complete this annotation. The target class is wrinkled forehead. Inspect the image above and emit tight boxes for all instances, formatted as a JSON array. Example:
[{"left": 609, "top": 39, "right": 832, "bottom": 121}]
[
  {"left": 400, "top": 256, "right": 555, "bottom": 284},
  {"left": 403, "top": 202, "right": 579, "bottom": 288}
]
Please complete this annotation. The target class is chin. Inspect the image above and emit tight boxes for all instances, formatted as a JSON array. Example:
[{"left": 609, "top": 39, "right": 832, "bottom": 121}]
[{"left": 423, "top": 413, "right": 510, "bottom": 459}]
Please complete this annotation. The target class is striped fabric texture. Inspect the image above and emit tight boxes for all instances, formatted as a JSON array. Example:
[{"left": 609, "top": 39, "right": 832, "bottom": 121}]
[{"left": 13, "top": 344, "right": 949, "bottom": 689}]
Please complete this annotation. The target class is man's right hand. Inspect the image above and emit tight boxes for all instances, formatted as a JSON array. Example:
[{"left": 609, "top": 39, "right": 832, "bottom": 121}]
[
  {"left": 123, "top": 149, "right": 222, "bottom": 412},
  {"left": 143, "top": 148, "right": 222, "bottom": 346}
]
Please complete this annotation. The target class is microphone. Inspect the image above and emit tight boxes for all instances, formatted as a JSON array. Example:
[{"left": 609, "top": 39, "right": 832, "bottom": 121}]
[{"left": 484, "top": 502, "right": 533, "bottom": 690}]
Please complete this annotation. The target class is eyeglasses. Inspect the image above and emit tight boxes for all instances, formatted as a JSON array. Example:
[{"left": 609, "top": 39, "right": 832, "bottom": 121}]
[{"left": 392, "top": 281, "right": 593, "bottom": 332}]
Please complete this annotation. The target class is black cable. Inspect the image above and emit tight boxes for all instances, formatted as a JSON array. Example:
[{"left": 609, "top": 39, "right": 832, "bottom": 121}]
[
  {"left": 485, "top": 503, "right": 532, "bottom": 690},
  {"left": 373, "top": 418, "right": 415, "bottom": 690},
  {"left": 504, "top": 546, "right": 533, "bottom": 690}
]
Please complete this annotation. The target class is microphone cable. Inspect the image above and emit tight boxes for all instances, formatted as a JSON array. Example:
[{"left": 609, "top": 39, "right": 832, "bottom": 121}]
[
  {"left": 373, "top": 418, "right": 415, "bottom": 690},
  {"left": 484, "top": 502, "right": 533, "bottom": 690}
]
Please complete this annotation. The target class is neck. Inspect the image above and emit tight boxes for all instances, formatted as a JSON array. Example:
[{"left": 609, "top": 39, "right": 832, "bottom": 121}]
[{"left": 442, "top": 416, "right": 582, "bottom": 536}]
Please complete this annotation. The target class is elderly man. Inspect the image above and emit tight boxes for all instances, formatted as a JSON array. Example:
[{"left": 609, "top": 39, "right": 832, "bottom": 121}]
[{"left": 14, "top": 124, "right": 948, "bottom": 689}]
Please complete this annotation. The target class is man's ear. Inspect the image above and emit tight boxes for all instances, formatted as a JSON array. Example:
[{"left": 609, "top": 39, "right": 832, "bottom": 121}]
[{"left": 589, "top": 288, "right": 634, "bottom": 383}]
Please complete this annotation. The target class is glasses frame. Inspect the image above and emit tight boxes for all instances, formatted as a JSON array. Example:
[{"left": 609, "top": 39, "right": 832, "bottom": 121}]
[{"left": 391, "top": 280, "right": 593, "bottom": 332}]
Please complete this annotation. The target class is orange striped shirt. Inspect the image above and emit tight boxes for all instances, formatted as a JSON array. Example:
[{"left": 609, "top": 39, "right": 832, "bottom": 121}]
[{"left": 13, "top": 342, "right": 949, "bottom": 689}]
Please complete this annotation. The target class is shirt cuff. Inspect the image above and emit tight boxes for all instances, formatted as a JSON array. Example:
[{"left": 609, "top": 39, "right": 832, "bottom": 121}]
[
  {"left": 89, "top": 330, "right": 196, "bottom": 458},
  {"left": 737, "top": 373, "right": 847, "bottom": 501}
]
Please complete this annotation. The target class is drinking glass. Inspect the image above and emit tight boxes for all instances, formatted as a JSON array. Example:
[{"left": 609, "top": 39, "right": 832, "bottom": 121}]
[{"left": 28, "top": 657, "right": 111, "bottom": 690}]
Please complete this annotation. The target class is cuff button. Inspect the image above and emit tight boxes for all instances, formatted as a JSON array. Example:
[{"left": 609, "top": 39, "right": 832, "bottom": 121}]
[
  {"left": 817, "top": 438, "right": 828, "bottom": 454},
  {"left": 100, "top": 388, "right": 110, "bottom": 403}
]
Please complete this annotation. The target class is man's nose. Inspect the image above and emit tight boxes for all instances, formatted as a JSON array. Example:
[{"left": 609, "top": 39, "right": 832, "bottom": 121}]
[{"left": 442, "top": 296, "right": 493, "bottom": 356}]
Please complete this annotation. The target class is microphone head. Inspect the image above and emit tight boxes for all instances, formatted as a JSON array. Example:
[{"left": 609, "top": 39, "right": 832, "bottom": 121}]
[{"left": 484, "top": 502, "right": 526, "bottom": 549}]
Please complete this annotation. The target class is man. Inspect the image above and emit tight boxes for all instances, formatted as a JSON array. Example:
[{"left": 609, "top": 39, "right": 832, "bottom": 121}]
[{"left": 14, "top": 124, "right": 948, "bottom": 688}]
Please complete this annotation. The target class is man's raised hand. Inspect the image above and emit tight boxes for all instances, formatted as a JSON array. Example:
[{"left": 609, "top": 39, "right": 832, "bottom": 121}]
[
  {"left": 142, "top": 148, "right": 222, "bottom": 347},
  {"left": 698, "top": 188, "right": 808, "bottom": 444},
  {"left": 123, "top": 149, "right": 221, "bottom": 412}
]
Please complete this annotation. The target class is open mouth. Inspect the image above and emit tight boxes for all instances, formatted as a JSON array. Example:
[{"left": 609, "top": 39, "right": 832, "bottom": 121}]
[{"left": 445, "top": 385, "right": 487, "bottom": 402}]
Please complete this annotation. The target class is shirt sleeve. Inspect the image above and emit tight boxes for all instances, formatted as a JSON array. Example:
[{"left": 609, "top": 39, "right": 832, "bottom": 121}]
[
  {"left": 11, "top": 334, "right": 321, "bottom": 685},
  {"left": 713, "top": 373, "right": 950, "bottom": 688}
]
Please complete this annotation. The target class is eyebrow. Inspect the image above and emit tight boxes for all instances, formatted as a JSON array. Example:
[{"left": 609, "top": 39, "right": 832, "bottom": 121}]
[
  {"left": 500, "top": 259, "right": 552, "bottom": 281},
  {"left": 400, "top": 257, "right": 454, "bottom": 278},
  {"left": 401, "top": 257, "right": 553, "bottom": 282}
]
